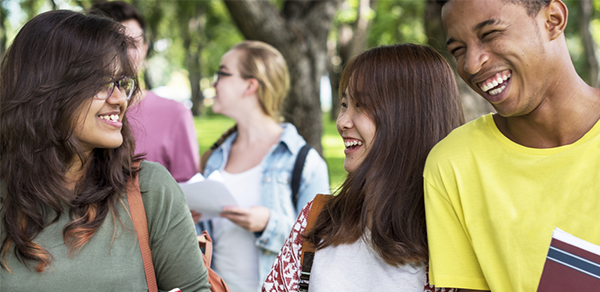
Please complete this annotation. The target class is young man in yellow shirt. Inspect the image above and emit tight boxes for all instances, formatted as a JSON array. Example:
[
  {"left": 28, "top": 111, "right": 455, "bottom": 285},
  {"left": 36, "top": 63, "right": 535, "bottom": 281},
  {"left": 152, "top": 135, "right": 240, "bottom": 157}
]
[{"left": 425, "top": 0, "right": 600, "bottom": 291}]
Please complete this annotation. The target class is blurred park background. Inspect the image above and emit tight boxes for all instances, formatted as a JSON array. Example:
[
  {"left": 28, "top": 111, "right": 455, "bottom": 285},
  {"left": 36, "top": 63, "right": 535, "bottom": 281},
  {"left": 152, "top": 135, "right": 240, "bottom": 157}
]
[{"left": 2, "top": 0, "right": 600, "bottom": 189}]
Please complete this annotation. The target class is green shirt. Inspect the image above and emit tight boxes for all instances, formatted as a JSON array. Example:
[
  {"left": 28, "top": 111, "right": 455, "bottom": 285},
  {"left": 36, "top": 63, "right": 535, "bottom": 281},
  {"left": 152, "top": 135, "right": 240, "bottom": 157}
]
[{"left": 0, "top": 161, "right": 211, "bottom": 292}]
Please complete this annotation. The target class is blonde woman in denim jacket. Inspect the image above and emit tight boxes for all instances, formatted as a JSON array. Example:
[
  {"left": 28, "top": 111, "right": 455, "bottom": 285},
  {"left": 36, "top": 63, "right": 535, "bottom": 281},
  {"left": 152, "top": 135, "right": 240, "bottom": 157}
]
[{"left": 197, "top": 41, "right": 330, "bottom": 292}]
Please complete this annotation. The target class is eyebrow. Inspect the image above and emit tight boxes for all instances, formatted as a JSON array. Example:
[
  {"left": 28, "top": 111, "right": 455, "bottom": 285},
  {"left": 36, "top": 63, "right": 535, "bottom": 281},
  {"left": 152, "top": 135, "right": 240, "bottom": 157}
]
[{"left": 446, "top": 19, "right": 502, "bottom": 47}]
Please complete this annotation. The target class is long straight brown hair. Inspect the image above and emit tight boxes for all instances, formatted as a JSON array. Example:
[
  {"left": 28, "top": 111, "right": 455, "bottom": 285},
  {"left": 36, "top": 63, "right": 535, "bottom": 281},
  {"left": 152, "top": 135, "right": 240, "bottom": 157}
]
[
  {"left": 304, "top": 43, "right": 464, "bottom": 265},
  {"left": 0, "top": 10, "right": 141, "bottom": 272}
]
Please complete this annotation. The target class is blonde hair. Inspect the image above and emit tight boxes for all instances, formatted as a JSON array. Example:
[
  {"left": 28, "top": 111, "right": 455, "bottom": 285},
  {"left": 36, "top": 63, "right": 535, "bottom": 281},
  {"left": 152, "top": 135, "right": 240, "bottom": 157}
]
[{"left": 232, "top": 41, "right": 290, "bottom": 120}]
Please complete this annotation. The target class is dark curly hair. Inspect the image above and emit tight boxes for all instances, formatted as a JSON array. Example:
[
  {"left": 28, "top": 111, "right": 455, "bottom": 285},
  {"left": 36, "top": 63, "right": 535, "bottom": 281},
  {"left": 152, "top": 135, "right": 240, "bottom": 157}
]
[{"left": 0, "top": 10, "right": 141, "bottom": 272}]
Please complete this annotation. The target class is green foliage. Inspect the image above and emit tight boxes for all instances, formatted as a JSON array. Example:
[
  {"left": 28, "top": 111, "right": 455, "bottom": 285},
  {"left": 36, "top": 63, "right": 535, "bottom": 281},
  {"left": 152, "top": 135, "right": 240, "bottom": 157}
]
[
  {"left": 367, "top": 0, "right": 426, "bottom": 47},
  {"left": 201, "top": 1, "right": 243, "bottom": 78}
]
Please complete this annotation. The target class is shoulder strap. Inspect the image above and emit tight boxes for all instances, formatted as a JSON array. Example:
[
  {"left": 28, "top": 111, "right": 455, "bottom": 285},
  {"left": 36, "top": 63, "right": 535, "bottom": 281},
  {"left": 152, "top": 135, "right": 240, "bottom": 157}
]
[
  {"left": 291, "top": 144, "right": 311, "bottom": 209},
  {"left": 199, "top": 125, "right": 238, "bottom": 175},
  {"left": 126, "top": 161, "right": 158, "bottom": 292},
  {"left": 299, "top": 194, "right": 329, "bottom": 292}
]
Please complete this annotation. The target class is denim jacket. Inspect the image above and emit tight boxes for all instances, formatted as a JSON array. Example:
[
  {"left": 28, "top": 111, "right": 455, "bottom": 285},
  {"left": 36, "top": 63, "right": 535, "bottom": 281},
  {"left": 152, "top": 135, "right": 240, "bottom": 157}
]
[{"left": 199, "top": 123, "right": 330, "bottom": 283}]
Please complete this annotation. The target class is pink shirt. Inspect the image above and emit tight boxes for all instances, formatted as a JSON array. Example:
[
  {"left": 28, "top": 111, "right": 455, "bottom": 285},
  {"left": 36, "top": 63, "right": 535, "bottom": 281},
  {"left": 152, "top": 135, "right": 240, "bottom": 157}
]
[{"left": 128, "top": 91, "right": 199, "bottom": 182}]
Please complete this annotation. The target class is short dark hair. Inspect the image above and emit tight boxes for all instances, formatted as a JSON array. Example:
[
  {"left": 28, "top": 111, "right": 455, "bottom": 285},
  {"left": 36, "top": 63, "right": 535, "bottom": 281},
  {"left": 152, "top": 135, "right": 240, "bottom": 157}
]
[
  {"left": 89, "top": 1, "right": 147, "bottom": 40},
  {"left": 437, "top": 0, "right": 552, "bottom": 17}
]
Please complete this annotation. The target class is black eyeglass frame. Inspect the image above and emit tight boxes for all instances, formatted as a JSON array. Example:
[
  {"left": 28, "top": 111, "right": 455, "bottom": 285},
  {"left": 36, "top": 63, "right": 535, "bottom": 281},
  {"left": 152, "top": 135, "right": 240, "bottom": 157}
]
[
  {"left": 95, "top": 76, "right": 136, "bottom": 101},
  {"left": 213, "top": 70, "right": 233, "bottom": 85},
  {"left": 213, "top": 70, "right": 264, "bottom": 86}
]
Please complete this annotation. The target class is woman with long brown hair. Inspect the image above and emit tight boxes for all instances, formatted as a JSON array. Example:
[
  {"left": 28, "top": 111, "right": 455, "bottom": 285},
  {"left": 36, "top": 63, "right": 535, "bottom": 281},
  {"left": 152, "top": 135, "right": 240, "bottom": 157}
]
[
  {"left": 0, "top": 10, "right": 209, "bottom": 291},
  {"left": 262, "top": 43, "right": 464, "bottom": 291}
]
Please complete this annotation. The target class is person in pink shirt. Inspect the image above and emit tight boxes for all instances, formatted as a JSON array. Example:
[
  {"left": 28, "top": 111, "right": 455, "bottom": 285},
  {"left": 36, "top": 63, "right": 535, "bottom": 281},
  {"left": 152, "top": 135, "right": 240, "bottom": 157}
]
[{"left": 90, "top": 1, "right": 200, "bottom": 182}]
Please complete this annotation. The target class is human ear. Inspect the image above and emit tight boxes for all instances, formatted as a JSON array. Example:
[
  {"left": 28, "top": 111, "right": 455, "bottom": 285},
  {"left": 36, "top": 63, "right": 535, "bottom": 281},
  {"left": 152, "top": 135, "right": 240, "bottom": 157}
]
[
  {"left": 545, "top": 0, "right": 567, "bottom": 41},
  {"left": 244, "top": 78, "right": 260, "bottom": 96}
]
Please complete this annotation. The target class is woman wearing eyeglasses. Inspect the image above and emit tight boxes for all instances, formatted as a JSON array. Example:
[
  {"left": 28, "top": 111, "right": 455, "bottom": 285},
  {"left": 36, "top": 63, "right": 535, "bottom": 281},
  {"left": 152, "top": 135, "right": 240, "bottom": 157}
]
[
  {"left": 0, "top": 10, "right": 210, "bottom": 291},
  {"left": 196, "top": 40, "right": 330, "bottom": 292}
]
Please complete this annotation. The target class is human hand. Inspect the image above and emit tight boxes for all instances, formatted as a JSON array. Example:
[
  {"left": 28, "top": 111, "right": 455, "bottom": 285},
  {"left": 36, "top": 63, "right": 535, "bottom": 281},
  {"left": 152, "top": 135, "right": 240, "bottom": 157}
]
[
  {"left": 220, "top": 206, "right": 270, "bottom": 232},
  {"left": 190, "top": 210, "right": 202, "bottom": 224}
]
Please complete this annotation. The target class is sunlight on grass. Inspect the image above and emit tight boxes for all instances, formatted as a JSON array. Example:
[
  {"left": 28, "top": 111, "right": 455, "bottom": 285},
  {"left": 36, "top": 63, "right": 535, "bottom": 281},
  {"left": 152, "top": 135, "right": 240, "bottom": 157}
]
[{"left": 194, "top": 114, "right": 346, "bottom": 191}]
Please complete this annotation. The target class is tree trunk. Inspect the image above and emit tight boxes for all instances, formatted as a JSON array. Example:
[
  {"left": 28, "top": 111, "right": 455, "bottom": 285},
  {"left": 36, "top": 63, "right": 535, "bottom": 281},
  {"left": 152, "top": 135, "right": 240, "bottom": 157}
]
[
  {"left": 579, "top": 0, "right": 599, "bottom": 87},
  {"left": 424, "top": 1, "right": 494, "bottom": 122},
  {"left": 0, "top": 0, "right": 6, "bottom": 59},
  {"left": 329, "top": 0, "right": 378, "bottom": 121},
  {"left": 177, "top": 1, "right": 207, "bottom": 116},
  {"left": 224, "top": 0, "right": 342, "bottom": 154},
  {"left": 132, "top": 0, "right": 164, "bottom": 90}
]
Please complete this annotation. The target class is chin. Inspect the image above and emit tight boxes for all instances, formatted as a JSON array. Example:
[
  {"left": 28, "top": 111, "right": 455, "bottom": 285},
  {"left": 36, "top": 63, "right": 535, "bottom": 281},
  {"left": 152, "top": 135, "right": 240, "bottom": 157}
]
[{"left": 343, "top": 164, "right": 356, "bottom": 174}]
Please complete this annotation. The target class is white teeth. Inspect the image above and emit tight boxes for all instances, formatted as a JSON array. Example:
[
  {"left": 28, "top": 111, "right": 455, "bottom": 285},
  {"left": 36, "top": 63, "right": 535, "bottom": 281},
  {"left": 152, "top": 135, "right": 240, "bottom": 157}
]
[
  {"left": 344, "top": 140, "right": 363, "bottom": 148},
  {"left": 100, "top": 114, "right": 120, "bottom": 122},
  {"left": 479, "top": 72, "right": 511, "bottom": 93},
  {"left": 489, "top": 85, "right": 506, "bottom": 96}
]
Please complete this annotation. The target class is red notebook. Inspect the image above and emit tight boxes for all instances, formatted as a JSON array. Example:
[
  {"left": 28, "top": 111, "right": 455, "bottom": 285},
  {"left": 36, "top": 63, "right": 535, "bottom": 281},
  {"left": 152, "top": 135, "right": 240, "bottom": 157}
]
[{"left": 537, "top": 228, "right": 600, "bottom": 291}]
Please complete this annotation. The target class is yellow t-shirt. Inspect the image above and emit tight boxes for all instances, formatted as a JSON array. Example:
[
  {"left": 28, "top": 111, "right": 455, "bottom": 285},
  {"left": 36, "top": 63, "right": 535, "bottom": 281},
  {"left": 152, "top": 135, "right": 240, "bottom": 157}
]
[{"left": 424, "top": 113, "right": 600, "bottom": 292}]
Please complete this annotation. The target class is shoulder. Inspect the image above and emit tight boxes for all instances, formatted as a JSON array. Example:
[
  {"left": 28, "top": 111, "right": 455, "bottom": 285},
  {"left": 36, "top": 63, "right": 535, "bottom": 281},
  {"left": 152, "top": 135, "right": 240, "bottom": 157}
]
[
  {"left": 426, "top": 114, "right": 494, "bottom": 167},
  {"left": 138, "top": 160, "right": 176, "bottom": 185},
  {"left": 279, "top": 123, "right": 307, "bottom": 153},
  {"left": 137, "top": 160, "right": 183, "bottom": 201},
  {"left": 136, "top": 160, "right": 188, "bottom": 222}
]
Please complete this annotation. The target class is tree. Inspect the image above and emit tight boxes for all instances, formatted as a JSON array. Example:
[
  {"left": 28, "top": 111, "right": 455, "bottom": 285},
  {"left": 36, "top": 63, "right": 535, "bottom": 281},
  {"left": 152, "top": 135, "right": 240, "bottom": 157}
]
[
  {"left": 176, "top": 1, "right": 207, "bottom": 116},
  {"left": 328, "top": 0, "right": 378, "bottom": 121},
  {"left": 223, "top": 0, "right": 343, "bottom": 153},
  {"left": 0, "top": 0, "right": 7, "bottom": 58}
]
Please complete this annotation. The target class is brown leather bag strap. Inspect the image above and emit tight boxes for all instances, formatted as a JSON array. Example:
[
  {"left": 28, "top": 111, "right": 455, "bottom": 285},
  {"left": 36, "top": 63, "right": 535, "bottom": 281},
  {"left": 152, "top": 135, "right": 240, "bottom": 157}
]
[
  {"left": 198, "top": 231, "right": 214, "bottom": 266},
  {"left": 127, "top": 161, "right": 158, "bottom": 292},
  {"left": 299, "top": 194, "right": 330, "bottom": 292}
]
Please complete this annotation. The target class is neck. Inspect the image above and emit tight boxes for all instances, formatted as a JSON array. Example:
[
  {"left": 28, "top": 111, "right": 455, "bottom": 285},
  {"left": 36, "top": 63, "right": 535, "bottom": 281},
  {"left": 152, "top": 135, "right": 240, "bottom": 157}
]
[
  {"left": 234, "top": 114, "right": 283, "bottom": 146},
  {"left": 65, "top": 154, "right": 91, "bottom": 191},
  {"left": 495, "top": 79, "right": 600, "bottom": 148}
]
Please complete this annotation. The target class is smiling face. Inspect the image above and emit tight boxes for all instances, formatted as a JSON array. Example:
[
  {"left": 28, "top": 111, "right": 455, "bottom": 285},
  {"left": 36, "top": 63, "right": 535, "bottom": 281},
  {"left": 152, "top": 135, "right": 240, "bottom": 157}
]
[
  {"left": 443, "top": 0, "right": 552, "bottom": 117},
  {"left": 72, "top": 84, "right": 129, "bottom": 155},
  {"left": 337, "top": 90, "right": 376, "bottom": 174}
]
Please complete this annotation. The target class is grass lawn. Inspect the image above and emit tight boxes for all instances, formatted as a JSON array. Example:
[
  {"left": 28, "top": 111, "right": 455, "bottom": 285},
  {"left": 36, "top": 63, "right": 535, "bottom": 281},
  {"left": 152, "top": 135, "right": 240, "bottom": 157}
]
[{"left": 194, "top": 114, "right": 347, "bottom": 192}]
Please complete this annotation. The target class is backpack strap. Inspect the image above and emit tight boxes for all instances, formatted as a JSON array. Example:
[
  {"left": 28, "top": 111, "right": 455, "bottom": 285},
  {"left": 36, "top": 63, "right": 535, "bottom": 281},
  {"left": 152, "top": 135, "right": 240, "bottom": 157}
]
[
  {"left": 299, "top": 194, "right": 330, "bottom": 292},
  {"left": 291, "top": 144, "right": 311, "bottom": 209},
  {"left": 126, "top": 161, "right": 158, "bottom": 292},
  {"left": 199, "top": 124, "right": 238, "bottom": 175}
]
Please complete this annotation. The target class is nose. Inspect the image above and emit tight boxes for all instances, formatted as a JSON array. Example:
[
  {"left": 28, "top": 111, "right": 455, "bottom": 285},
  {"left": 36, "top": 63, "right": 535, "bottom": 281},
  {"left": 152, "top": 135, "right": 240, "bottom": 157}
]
[
  {"left": 462, "top": 43, "right": 489, "bottom": 75},
  {"left": 106, "top": 86, "right": 128, "bottom": 106},
  {"left": 336, "top": 109, "right": 353, "bottom": 132}
]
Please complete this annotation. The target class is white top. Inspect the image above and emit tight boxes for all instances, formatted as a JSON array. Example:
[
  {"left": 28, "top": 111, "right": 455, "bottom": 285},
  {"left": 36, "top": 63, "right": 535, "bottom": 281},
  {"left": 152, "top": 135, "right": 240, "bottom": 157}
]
[
  {"left": 309, "top": 230, "right": 426, "bottom": 292},
  {"left": 212, "top": 164, "right": 263, "bottom": 292}
]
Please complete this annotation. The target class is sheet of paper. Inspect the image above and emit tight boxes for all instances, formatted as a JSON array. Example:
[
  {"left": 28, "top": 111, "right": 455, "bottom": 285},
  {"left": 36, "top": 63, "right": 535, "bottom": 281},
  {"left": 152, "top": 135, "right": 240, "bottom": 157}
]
[{"left": 178, "top": 171, "right": 238, "bottom": 220}]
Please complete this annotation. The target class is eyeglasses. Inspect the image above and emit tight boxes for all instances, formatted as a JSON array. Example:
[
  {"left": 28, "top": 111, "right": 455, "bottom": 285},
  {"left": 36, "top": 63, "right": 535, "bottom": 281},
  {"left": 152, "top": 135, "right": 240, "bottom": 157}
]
[
  {"left": 95, "top": 76, "right": 136, "bottom": 100},
  {"left": 213, "top": 70, "right": 264, "bottom": 87},
  {"left": 213, "top": 70, "right": 233, "bottom": 85}
]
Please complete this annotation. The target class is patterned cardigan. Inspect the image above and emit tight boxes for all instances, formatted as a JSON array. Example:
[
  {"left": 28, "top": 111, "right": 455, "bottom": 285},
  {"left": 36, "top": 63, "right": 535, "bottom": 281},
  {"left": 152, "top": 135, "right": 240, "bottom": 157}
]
[{"left": 262, "top": 200, "right": 460, "bottom": 292}]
